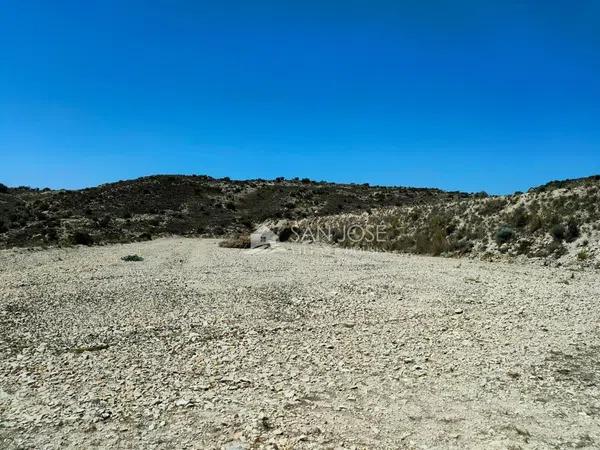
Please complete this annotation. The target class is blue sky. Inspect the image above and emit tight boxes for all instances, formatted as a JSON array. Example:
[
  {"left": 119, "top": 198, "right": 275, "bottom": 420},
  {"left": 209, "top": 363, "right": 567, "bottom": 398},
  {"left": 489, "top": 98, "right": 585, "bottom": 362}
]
[{"left": 1, "top": 1, "right": 599, "bottom": 194}]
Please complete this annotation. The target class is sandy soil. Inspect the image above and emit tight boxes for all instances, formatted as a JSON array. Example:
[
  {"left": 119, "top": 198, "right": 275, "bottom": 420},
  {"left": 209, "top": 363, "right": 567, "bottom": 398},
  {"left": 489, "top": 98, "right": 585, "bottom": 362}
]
[{"left": 1, "top": 238, "right": 599, "bottom": 449}]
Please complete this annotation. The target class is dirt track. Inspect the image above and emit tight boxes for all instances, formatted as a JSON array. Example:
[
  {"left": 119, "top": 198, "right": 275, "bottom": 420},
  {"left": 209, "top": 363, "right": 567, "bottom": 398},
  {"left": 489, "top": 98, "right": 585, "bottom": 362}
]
[{"left": 1, "top": 238, "right": 599, "bottom": 449}]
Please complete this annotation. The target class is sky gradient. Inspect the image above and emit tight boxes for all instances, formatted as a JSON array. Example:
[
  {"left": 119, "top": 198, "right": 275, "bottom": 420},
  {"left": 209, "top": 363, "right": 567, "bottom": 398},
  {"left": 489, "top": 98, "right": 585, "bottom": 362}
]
[{"left": 1, "top": 1, "right": 599, "bottom": 194}]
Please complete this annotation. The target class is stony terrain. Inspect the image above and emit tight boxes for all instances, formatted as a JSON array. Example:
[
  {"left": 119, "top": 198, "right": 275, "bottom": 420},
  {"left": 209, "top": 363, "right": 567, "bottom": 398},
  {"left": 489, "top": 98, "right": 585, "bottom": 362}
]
[{"left": 1, "top": 238, "right": 599, "bottom": 449}]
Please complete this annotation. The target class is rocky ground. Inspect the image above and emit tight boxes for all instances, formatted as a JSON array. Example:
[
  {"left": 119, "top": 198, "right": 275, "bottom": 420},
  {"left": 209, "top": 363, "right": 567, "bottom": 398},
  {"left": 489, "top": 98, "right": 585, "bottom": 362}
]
[{"left": 1, "top": 238, "right": 599, "bottom": 449}]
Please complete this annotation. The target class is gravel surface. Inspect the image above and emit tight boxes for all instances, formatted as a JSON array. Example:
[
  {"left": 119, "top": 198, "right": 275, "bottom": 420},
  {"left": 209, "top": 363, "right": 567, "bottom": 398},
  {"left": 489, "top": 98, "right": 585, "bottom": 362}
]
[{"left": 1, "top": 238, "right": 599, "bottom": 449}]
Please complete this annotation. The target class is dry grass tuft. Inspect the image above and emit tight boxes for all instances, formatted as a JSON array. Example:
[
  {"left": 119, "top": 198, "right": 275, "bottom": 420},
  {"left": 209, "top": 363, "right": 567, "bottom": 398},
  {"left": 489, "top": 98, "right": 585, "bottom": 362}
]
[{"left": 219, "top": 235, "right": 251, "bottom": 249}]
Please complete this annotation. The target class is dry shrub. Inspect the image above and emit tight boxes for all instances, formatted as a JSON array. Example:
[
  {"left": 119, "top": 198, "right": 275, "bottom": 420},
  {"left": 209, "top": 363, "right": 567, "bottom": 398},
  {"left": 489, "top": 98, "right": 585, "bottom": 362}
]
[
  {"left": 71, "top": 231, "right": 94, "bottom": 246},
  {"left": 219, "top": 235, "right": 251, "bottom": 249}
]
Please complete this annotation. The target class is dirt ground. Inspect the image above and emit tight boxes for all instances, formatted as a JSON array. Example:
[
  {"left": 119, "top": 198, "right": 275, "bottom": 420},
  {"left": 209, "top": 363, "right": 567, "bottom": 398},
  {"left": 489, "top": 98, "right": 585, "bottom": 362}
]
[{"left": 1, "top": 238, "right": 599, "bottom": 449}]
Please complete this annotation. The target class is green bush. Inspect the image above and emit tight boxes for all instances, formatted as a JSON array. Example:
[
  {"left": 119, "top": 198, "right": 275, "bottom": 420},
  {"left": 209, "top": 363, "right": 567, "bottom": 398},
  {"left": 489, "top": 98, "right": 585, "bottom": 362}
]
[
  {"left": 577, "top": 250, "right": 590, "bottom": 261},
  {"left": 413, "top": 216, "right": 450, "bottom": 256},
  {"left": 495, "top": 226, "right": 515, "bottom": 244},
  {"left": 528, "top": 213, "right": 543, "bottom": 233},
  {"left": 71, "top": 231, "right": 94, "bottom": 246},
  {"left": 479, "top": 198, "right": 508, "bottom": 216},
  {"left": 414, "top": 232, "right": 430, "bottom": 254},
  {"left": 545, "top": 213, "right": 560, "bottom": 227},
  {"left": 427, "top": 228, "right": 447, "bottom": 256},
  {"left": 516, "top": 239, "right": 533, "bottom": 255},
  {"left": 548, "top": 240, "right": 567, "bottom": 257},
  {"left": 96, "top": 215, "right": 111, "bottom": 228},
  {"left": 121, "top": 254, "right": 144, "bottom": 262},
  {"left": 0, "top": 183, "right": 9, "bottom": 194},
  {"left": 510, "top": 206, "right": 529, "bottom": 228},
  {"left": 566, "top": 218, "right": 580, "bottom": 242},
  {"left": 45, "top": 227, "right": 58, "bottom": 241},
  {"left": 550, "top": 224, "right": 566, "bottom": 241}
]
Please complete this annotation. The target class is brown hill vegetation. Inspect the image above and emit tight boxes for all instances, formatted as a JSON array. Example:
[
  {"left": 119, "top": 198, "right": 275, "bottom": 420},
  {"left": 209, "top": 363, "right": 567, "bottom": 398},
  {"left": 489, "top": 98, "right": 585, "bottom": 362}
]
[{"left": 0, "top": 175, "right": 463, "bottom": 248}]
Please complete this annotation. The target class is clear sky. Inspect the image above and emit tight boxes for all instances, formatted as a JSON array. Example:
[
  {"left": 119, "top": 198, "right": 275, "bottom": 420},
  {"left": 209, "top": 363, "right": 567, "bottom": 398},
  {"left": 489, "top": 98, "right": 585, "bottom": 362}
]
[{"left": 1, "top": 1, "right": 599, "bottom": 194}]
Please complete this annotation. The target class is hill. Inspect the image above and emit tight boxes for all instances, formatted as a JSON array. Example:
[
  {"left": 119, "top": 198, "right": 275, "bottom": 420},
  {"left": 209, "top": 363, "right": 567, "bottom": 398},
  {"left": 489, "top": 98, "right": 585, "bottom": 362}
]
[
  {"left": 0, "top": 175, "right": 466, "bottom": 248},
  {"left": 285, "top": 175, "right": 600, "bottom": 266},
  {"left": 3, "top": 174, "right": 599, "bottom": 266}
]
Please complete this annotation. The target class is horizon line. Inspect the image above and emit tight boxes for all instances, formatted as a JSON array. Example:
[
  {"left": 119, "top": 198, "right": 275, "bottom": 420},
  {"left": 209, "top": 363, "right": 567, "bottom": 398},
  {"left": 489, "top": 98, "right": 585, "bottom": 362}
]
[{"left": 3, "top": 172, "right": 599, "bottom": 196}]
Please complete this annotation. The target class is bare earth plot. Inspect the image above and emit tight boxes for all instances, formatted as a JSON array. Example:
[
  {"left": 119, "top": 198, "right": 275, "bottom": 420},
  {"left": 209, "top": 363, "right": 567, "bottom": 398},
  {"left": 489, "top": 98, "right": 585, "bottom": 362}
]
[{"left": 1, "top": 238, "right": 599, "bottom": 449}]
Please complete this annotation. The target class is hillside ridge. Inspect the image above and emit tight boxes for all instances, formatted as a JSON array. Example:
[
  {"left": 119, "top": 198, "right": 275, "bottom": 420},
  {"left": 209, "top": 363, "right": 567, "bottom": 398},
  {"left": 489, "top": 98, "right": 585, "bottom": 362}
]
[
  {"left": 0, "top": 174, "right": 466, "bottom": 248},
  {"left": 1, "top": 174, "right": 599, "bottom": 267}
]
